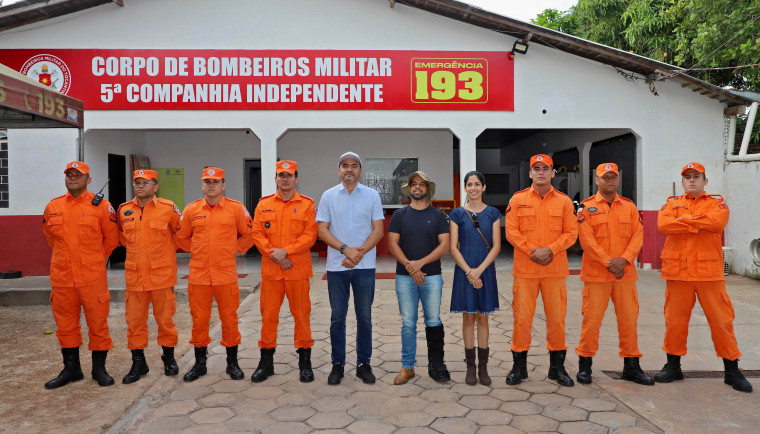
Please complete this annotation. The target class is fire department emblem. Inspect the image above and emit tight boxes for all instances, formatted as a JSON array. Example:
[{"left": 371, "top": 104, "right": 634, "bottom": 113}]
[
  {"left": 536, "top": 156, "right": 543, "bottom": 161},
  {"left": 605, "top": 164, "right": 612, "bottom": 171},
  {"left": 282, "top": 162, "right": 290, "bottom": 168},
  {"left": 20, "top": 54, "right": 72, "bottom": 94},
  {"left": 71, "top": 162, "right": 79, "bottom": 168},
  {"left": 687, "top": 163, "right": 694, "bottom": 168},
  {"left": 138, "top": 170, "right": 145, "bottom": 175},
  {"left": 207, "top": 169, "right": 215, "bottom": 176}
]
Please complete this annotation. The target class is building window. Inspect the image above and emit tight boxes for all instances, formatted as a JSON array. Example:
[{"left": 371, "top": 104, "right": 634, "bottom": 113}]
[
  {"left": 0, "top": 130, "right": 7, "bottom": 208},
  {"left": 364, "top": 158, "right": 419, "bottom": 205}
]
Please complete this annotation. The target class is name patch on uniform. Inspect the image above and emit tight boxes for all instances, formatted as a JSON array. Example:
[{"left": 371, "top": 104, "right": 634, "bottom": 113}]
[
  {"left": 121, "top": 217, "right": 135, "bottom": 223},
  {"left": 48, "top": 212, "right": 62, "bottom": 217},
  {"left": 192, "top": 215, "right": 206, "bottom": 220},
  {"left": 260, "top": 209, "right": 275, "bottom": 213},
  {"left": 672, "top": 205, "right": 688, "bottom": 210},
  {"left": 518, "top": 205, "right": 533, "bottom": 209},
  {"left": 124, "top": 210, "right": 133, "bottom": 216}
]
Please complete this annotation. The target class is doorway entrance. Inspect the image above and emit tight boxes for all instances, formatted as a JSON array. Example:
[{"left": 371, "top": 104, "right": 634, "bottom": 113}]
[
  {"left": 244, "top": 159, "right": 261, "bottom": 254},
  {"left": 107, "top": 153, "right": 127, "bottom": 265}
]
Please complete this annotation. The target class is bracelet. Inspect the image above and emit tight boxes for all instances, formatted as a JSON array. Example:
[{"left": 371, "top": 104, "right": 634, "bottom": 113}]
[{"left": 339, "top": 244, "right": 347, "bottom": 254}]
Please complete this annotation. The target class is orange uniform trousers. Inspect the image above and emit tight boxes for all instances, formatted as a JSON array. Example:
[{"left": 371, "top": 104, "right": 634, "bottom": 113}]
[
  {"left": 259, "top": 279, "right": 314, "bottom": 349},
  {"left": 51, "top": 283, "right": 112, "bottom": 351},
  {"left": 125, "top": 288, "right": 178, "bottom": 350},
  {"left": 576, "top": 281, "right": 642, "bottom": 358},
  {"left": 663, "top": 280, "right": 741, "bottom": 360},
  {"left": 188, "top": 282, "right": 241, "bottom": 348},
  {"left": 511, "top": 277, "right": 567, "bottom": 352}
]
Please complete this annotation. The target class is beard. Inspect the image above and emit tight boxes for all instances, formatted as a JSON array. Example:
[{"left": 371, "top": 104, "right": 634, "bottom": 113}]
[{"left": 410, "top": 191, "right": 427, "bottom": 201}]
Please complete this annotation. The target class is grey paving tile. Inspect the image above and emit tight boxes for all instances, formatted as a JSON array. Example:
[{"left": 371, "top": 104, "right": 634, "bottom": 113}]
[
  {"left": 542, "top": 404, "right": 589, "bottom": 422},
  {"left": 588, "top": 411, "right": 637, "bottom": 429},
  {"left": 306, "top": 411, "right": 355, "bottom": 429},
  {"left": 557, "top": 420, "right": 609, "bottom": 434},
  {"left": 466, "top": 409, "right": 513, "bottom": 425},
  {"left": 430, "top": 417, "right": 479, "bottom": 433},
  {"left": 223, "top": 414, "right": 275, "bottom": 432},
  {"left": 510, "top": 414, "right": 560, "bottom": 431},
  {"left": 571, "top": 397, "right": 618, "bottom": 412},
  {"left": 269, "top": 405, "right": 316, "bottom": 422},
  {"left": 425, "top": 402, "right": 469, "bottom": 418},
  {"left": 187, "top": 407, "right": 234, "bottom": 424}
]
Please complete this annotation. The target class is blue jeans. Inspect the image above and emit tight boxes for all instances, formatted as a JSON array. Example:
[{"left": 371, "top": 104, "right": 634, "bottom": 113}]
[
  {"left": 327, "top": 268, "right": 375, "bottom": 365},
  {"left": 395, "top": 274, "right": 443, "bottom": 369}
]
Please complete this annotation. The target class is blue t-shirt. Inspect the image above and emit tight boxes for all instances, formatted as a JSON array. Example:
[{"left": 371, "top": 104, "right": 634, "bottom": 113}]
[{"left": 387, "top": 205, "right": 450, "bottom": 276}]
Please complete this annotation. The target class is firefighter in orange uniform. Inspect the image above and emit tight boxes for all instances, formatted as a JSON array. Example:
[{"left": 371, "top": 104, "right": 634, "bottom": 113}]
[
  {"left": 42, "top": 161, "right": 120, "bottom": 389},
  {"left": 250, "top": 160, "right": 318, "bottom": 383},
  {"left": 176, "top": 167, "right": 255, "bottom": 382},
  {"left": 574, "top": 163, "right": 653, "bottom": 385},
  {"left": 117, "top": 169, "right": 181, "bottom": 384},
  {"left": 505, "top": 154, "right": 578, "bottom": 387},
  {"left": 655, "top": 162, "right": 752, "bottom": 392}
]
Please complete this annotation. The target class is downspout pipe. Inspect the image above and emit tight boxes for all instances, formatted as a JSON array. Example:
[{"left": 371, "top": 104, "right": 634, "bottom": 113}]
[{"left": 727, "top": 102, "right": 760, "bottom": 162}]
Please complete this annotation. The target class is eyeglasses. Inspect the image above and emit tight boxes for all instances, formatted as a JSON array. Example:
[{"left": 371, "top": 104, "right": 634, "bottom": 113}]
[
  {"left": 65, "top": 172, "right": 85, "bottom": 179},
  {"left": 472, "top": 212, "right": 480, "bottom": 228},
  {"left": 132, "top": 181, "right": 155, "bottom": 187}
]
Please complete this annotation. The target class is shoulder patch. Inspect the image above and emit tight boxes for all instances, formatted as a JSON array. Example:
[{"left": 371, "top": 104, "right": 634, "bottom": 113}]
[{"left": 708, "top": 194, "right": 725, "bottom": 202}]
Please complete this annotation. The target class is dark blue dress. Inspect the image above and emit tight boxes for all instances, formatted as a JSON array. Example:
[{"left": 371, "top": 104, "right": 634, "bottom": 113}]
[{"left": 449, "top": 206, "right": 500, "bottom": 314}]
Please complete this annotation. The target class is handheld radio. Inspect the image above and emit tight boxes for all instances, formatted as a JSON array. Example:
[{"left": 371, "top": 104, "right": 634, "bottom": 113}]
[{"left": 91, "top": 179, "right": 110, "bottom": 206}]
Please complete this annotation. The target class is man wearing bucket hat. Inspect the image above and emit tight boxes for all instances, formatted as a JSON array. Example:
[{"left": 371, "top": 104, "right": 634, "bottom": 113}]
[
  {"left": 43, "top": 161, "right": 120, "bottom": 389},
  {"left": 387, "top": 171, "right": 451, "bottom": 384},
  {"left": 505, "top": 154, "right": 578, "bottom": 387},
  {"left": 655, "top": 162, "right": 752, "bottom": 392},
  {"left": 250, "top": 160, "right": 318, "bottom": 383},
  {"left": 176, "top": 167, "right": 255, "bottom": 382},
  {"left": 317, "top": 151, "right": 385, "bottom": 385},
  {"left": 117, "top": 169, "right": 182, "bottom": 384},
  {"left": 574, "top": 163, "right": 653, "bottom": 386}
]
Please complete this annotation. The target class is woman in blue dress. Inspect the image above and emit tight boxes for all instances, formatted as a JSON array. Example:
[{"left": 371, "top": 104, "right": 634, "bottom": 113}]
[{"left": 449, "top": 171, "right": 501, "bottom": 386}]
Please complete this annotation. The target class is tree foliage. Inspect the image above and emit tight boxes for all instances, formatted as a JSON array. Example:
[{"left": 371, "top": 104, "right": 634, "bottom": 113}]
[{"left": 533, "top": 0, "right": 760, "bottom": 90}]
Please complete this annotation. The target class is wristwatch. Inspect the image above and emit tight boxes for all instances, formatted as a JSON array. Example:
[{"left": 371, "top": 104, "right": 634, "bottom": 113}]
[{"left": 339, "top": 244, "right": 348, "bottom": 254}]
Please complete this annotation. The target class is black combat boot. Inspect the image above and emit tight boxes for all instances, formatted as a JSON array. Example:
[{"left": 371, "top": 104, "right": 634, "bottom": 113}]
[
  {"left": 45, "top": 347, "right": 84, "bottom": 389},
  {"left": 161, "top": 346, "right": 179, "bottom": 376},
  {"left": 122, "top": 349, "right": 150, "bottom": 384},
  {"left": 225, "top": 346, "right": 244, "bottom": 380},
  {"left": 91, "top": 350, "right": 115, "bottom": 386},
  {"left": 251, "top": 348, "right": 275, "bottom": 383},
  {"left": 621, "top": 357, "right": 654, "bottom": 385},
  {"left": 506, "top": 350, "right": 528, "bottom": 385},
  {"left": 426, "top": 325, "right": 451, "bottom": 382},
  {"left": 653, "top": 354, "right": 684, "bottom": 383},
  {"left": 723, "top": 358, "right": 753, "bottom": 392},
  {"left": 183, "top": 346, "right": 207, "bottom": 382},
  {"left": 576, "top": 356, "right": 592, "bottom": 384},
  {"left": 297, "top": 348, "right": 314, "bottom": 382},
  {"left": 548, "top": 350, "right": 574, "bottom": 387}
]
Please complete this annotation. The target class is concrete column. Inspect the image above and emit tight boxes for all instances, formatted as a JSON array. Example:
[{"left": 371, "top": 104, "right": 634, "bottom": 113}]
[
  {"left": 578, "top": 141, "right": 592, "bottom": 199},
  {"left": 457, "top": 131, "right": 478, "bottom": 205},
  {"left": 256, "top": 129, "right": 283, "bottom": 196}
]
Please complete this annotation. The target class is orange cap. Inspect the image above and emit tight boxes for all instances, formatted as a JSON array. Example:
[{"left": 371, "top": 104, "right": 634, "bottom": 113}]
[
  {"left": 681, "top": 162, "right": 706, "bottom": 176},
  {"left": 64, "top": 161, "right": 90, "bottom": 175},
  {"left": 133, "top": 169, "right": 158, "bottom": 181},
  {"left": 596, "top": 163, "right": 619, "bottom": 177},
  {"left": 530, "top": 154, "right": 553, "bottom": 168},
  {"left": 202, "top": 167, "right": 225, "bottom": 180},
  {"left": 276, "top": 160, "right": 298, "bottom": 175}
]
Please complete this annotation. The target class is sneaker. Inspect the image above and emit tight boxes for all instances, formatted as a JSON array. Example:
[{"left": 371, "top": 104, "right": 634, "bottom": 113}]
[
  {"left": 356, "top": 362, "right": 376, "bottom": 384},
  {"left": 327, "top": 363, "right": 344, "bottom": 385}
]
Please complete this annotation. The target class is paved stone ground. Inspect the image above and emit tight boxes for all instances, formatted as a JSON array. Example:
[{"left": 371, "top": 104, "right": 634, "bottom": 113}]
[{"left": 111, "top": 270, "right": 661, "bottom": 433}]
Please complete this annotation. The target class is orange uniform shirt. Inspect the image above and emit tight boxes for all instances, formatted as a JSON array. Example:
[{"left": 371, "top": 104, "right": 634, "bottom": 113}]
[
  {"left": 658, "top": 192, "right": 728, "bottom": 281},
  {"left": 42, "top": 190, "right": 120, "bottom": 287},
  {"left": 252, "top": 191, "right": 318, "bottom": 280},
  {"left": 577, "top": 193, "right": 643, "bottom": 282},
  {"left": 118, "top": 196, "right": 182, "bottom": 291},
  {"left": 506, "top": 186, "right": 578, "bottom": 278},
  {"left": 176, "top": 197, "right": 255, "bottom": 286}
]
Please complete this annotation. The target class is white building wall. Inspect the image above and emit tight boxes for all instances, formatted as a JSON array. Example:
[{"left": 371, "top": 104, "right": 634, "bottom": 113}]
[
  {"left": 725, "top": 161, "right": 760, "bottom": 278},
  {"left": 145, "top": 130, "right": 260, "bottom": 207},
  {"left": 278, "top": 130, "right": 454, "bottom": 202},
  {"left": 0, "top": 0, "right": 733, "bottom": 235},
  {"left": 1, "top": 128, "right": 78, "bottom": 215}
]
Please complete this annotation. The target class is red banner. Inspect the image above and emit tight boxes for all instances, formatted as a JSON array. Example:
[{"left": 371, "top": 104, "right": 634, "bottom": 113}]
[{"left": 0, "top": 49, "right": 514, "bottom": 111}]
